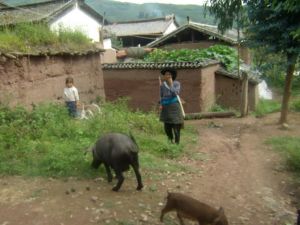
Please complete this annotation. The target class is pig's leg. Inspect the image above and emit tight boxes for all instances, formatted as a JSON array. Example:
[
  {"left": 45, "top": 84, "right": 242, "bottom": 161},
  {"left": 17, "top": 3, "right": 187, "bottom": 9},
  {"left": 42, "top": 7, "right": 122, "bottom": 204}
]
[
  {"left": 177, "top": 213, "right": 186, "bottom": 225},
  {"left": 104, "top": 163, "right": 113, "bottom": 182},
  {"left": 112, "top": 169, "right": 124, "bottom": 192},
  {"left": 160, "top": 204, "right": 173, "bottom": 222},
  {"left": 131, "top": 163, "right": 143, "bottom": 190}
]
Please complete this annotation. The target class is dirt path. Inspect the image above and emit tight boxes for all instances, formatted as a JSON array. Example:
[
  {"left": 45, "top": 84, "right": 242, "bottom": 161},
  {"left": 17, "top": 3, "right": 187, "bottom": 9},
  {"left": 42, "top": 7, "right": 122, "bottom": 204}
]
[{"left": 1, "top": 113, "right": 299, "bottom": 225}]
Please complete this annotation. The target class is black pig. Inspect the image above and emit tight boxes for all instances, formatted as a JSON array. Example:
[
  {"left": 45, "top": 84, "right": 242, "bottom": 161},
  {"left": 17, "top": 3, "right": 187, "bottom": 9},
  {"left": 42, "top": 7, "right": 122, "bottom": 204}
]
[{"left": 91, "top": 133, "right": 143, "bottom": 191}]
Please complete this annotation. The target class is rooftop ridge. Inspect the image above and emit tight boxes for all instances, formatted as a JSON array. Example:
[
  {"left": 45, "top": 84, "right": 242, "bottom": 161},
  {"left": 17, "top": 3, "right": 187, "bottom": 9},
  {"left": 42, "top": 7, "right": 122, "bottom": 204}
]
[
  {"left": 102, "top": 60, "right": 219, "bottom": 69},
  {"left": 108, "top": 14, "right": 175, "bottom": 25}
]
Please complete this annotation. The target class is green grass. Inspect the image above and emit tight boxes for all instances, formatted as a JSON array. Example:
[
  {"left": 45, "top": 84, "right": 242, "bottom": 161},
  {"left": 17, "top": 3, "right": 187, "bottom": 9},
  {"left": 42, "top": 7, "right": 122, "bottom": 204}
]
[
  {"left": 291, "top": 98, "right": 300, "bottom": 112},
  {"left": 0, "top": 23, "right": 94, "bottom": 53},
  {"left": 0, "top": 100, "right": 198, "bottom": 178},
  {"left": 253, "top": 99, "right": 281, "bottom": 117},
  {"left": 266, "top": 136, "right": 300, "bottom": 173}
]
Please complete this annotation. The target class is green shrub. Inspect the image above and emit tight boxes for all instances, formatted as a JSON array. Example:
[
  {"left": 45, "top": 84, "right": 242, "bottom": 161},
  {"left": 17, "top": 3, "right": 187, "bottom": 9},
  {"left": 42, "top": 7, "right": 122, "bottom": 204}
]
[
  {"left": 209, "top": 104, "right": 228, "bottom": 112},
  {"left": 253, "top": 99, "right": 281, "bottom": 117},
  {"left": 0, "top": 101, "right": 197, "bottom": 177},
  {"left": 14, "top": 23, "right": 58, "bottom": 46},
  {"left": 266, "top": 137, "right": 300, "bottom": 173},
  {"left": 291, "top": 99, "right": 300, "bottom": 112},
  {"left": 143, "top": 45, "right": 240, "bottom": 72},
  {"left": 58, "top": 27, "right": 90, "bottom": 45},
  {"left": 0, "top": 32, "right": 25, "bottom": 52},
  {"left": 0, "top": 23, "right": 94, "bottom": 53}
]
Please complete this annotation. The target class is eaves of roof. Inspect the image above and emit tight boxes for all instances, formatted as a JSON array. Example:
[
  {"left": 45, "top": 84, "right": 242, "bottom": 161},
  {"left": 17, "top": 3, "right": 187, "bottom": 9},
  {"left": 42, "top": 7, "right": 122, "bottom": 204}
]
[
  {"left": 0, "top": 0, "right": 107, "bottom": 26},
  {"left": 147, "top": 23, "right": 238, "bottom": 47},
  {"left": 102, "top": 61, "right": 260, "bottom": 84},
  {"left": 77, "top": 1, "right": 108, "bottom": 24},
  {"left": 111, "top": 15, "right": 177, "bottom": 25},
  {"left": 216, "top": 68, "right": 261, "bottom": 84},
  {"left": 102, "top": 60, "right": 219, "bottom": 70},
  {"left": 104, "top": 16, "right": 177, "bottom": 37},
  {"left": 0, "top": 48, "right": 105, "bottom": 58},
  {"left": 45, "top": 0, "right": 76, "bottom": 24}
]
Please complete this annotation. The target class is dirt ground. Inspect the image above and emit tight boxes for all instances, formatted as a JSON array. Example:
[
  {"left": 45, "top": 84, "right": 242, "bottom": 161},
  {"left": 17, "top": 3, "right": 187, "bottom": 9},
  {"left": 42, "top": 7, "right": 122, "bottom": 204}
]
[{"left": 1, "top": 112, "right": 300, "bottom": 225}]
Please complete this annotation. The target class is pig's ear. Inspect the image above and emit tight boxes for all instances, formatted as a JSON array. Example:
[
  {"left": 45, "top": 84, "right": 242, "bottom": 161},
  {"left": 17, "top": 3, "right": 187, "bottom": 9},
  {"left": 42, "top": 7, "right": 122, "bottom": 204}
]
[{"left": 212, "top": 207, "right": 224, "bottom": 224}]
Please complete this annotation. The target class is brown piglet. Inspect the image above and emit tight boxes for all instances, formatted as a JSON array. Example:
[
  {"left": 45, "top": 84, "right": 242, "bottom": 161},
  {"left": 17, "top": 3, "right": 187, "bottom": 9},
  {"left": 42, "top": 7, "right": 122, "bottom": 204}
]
[{"left": 160, "top": 192, "right": 228, "bottom": 225}]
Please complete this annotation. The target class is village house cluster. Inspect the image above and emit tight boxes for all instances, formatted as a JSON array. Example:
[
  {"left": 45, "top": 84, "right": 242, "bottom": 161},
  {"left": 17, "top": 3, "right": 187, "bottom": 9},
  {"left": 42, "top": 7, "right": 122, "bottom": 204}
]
[{"left": 0, "top": 0, "right": 260, "bottom": 113}]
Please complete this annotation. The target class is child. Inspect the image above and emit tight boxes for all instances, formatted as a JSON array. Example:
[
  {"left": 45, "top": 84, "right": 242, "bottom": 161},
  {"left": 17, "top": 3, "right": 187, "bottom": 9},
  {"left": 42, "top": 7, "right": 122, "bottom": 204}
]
[{"left": 63, "top": 77, "right": 79, "bottom": 117}]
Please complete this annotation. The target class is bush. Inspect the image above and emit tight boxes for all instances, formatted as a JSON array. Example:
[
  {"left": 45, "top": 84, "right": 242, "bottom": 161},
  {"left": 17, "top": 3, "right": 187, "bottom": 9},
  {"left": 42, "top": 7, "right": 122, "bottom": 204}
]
[
  {"left": 253, "top": 99, "right": 281, "bottom": 117},
  {"left": 0, "top": 23, "right": 94, "bottom": 53},
  {"left": 58, "top": 26, "right": 92, "bottom": 49},
  {"left": 291, "top": 99, "right": 300, "bottom": 112},
  {"left": 143, "top": 45, "right": 240, "bottom": 72},
  {"left": 0, "top": 32, "right": 25, "bottom": 52},
  {"left": 14, "top": 23, "right": 58, "bottom": 46},
  {"left": 209, "top": 104, "right": 228, "bottom": 112},
  {"left": 266, "top": 137, "right": 300, "bottom": 173}
]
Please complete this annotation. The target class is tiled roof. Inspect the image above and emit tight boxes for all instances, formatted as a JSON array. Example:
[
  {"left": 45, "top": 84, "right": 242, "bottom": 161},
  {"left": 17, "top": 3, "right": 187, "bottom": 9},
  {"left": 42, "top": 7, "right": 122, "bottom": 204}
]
[
  {"left": 0, "top": 0, "right": 72, "bottom": 25},
  {"left": 103, "top": 61, "right": 260, "bottom": 84},
  {"left": 102, "top": 60, "right": 219, "bottom": 70},
  {"left": 148, "top": 21, "right": 243, "bottom": 47},
  {"left": 104, "top": 15, "right": 178, "bottom": 37},
  {"left": 216, "top": 68, "right": 261, "bottom": 84},
  {"left": 0, "top": 0, "right": 106, "bottom": 26},
  {"left": 0, "top": 47, "right": 105, "bottom": 58}
]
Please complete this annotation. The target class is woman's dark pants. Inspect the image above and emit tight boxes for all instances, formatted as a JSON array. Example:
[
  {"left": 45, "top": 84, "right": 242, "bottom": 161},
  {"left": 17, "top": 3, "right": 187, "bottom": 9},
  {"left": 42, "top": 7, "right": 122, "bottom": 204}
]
[{"left": 164, "top": 123, "right": 181, "bottom": 144}]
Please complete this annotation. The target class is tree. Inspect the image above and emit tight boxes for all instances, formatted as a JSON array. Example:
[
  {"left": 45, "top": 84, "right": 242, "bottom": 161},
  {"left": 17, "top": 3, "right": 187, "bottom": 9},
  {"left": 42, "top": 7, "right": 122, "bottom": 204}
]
[
  {"left": 245, "top": 0, "right": 300, "bottom": 124},
  {"left": 205, "top": 0, "right": 249, "bottom": 116}
]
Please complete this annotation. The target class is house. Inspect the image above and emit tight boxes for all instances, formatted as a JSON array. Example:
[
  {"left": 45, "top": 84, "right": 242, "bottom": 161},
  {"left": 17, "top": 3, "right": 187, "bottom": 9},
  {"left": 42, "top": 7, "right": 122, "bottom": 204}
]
[
  {"left": 147, "top": 21, "right": 251, "bottom": 64},
  {"left": 102, "top": 62, "right": 259, "bottom": 113},
  {"left": 103, "top": 15, "right": 179, "bottom": 47},
  {"left": 0, "top": 0, "right": 107, "bottom": 44}
]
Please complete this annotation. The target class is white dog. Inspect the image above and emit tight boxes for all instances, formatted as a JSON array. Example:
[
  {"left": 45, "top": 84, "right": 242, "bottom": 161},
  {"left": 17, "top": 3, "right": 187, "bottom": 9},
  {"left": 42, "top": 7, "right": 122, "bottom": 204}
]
[{"left": 78, "top": 103, "right": 101, "bottom": 120}]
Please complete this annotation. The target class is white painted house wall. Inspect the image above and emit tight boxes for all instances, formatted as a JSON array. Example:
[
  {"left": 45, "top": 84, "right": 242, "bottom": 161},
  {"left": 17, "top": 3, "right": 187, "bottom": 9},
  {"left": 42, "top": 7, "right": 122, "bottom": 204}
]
[
  {"left": 50, "top": 4, "right": 102, "bottom": 42},
  {"left": 163, "top": 22, "right": 177, "bottom": 35},
  {"left": 103, "top": 39, "right": 112, "bottom": 49}
]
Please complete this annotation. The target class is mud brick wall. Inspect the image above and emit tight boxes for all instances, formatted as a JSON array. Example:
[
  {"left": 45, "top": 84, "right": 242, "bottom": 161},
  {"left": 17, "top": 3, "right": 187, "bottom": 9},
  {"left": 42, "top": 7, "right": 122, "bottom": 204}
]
[
  {"left": 103, "top": 64, "right": 219, "bottom": 113},
  {"left": 0, "top": 53, "right": 105, "bottom": 107}
]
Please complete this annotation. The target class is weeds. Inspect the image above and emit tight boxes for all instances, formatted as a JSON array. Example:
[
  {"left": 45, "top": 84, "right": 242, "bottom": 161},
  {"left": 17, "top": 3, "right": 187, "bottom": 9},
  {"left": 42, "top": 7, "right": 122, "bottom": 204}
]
[
  {"left": 291, "top": 99, "right": 300, "bottom": 112},
  {"left": 253, "top": 99, "right": 281, "bottom": 117},
  {"left": 143, "top": 45, "right": 240, "bottom": 72},
  {"left": 0, "top": 23, "right": 94, "bottom": 53},
  {"left": 266, "top": 137, "right": 300, "bottom": 174},
  {"left": 210, "top": 104, "right": 228, "bottom": 112},
  {"left": 0, "top": 100, "right": 197, "bottom": 177}
]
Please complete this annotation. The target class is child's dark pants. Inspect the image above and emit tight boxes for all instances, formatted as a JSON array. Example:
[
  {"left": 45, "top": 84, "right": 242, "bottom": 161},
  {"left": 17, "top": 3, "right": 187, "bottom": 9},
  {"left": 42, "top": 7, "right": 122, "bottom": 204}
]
[{"left": 66, "top": 101, "right": 77, "bottom": 117}]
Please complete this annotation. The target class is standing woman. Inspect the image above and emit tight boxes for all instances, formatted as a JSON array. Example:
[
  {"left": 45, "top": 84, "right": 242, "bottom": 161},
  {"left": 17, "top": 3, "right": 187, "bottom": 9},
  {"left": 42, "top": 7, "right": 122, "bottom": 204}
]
[{"left": 159, "top": 68, "right": 184, "bottom": 144}]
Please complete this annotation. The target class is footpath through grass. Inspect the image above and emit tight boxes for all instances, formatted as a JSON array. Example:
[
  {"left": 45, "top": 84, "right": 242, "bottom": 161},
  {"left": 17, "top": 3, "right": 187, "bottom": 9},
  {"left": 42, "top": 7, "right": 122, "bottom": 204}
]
[{"left": 0, "top": 100, "right": 197, "bottom": 178}]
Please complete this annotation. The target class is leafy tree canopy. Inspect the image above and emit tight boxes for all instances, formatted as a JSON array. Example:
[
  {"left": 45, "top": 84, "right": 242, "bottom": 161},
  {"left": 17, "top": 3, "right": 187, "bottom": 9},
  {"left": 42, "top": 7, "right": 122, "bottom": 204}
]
[
  {"left": 245, "top": 0, "right": 300, "bottom": 57},
  {"left": 205, "top": 0, "right": 245, "bottom": 34}
]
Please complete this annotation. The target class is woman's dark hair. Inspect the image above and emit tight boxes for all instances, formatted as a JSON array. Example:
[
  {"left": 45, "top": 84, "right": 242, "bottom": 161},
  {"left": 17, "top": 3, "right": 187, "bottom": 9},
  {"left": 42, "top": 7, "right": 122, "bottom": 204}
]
[{"left": 161, "top": 68, "right": 177, "bottom": 80}]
